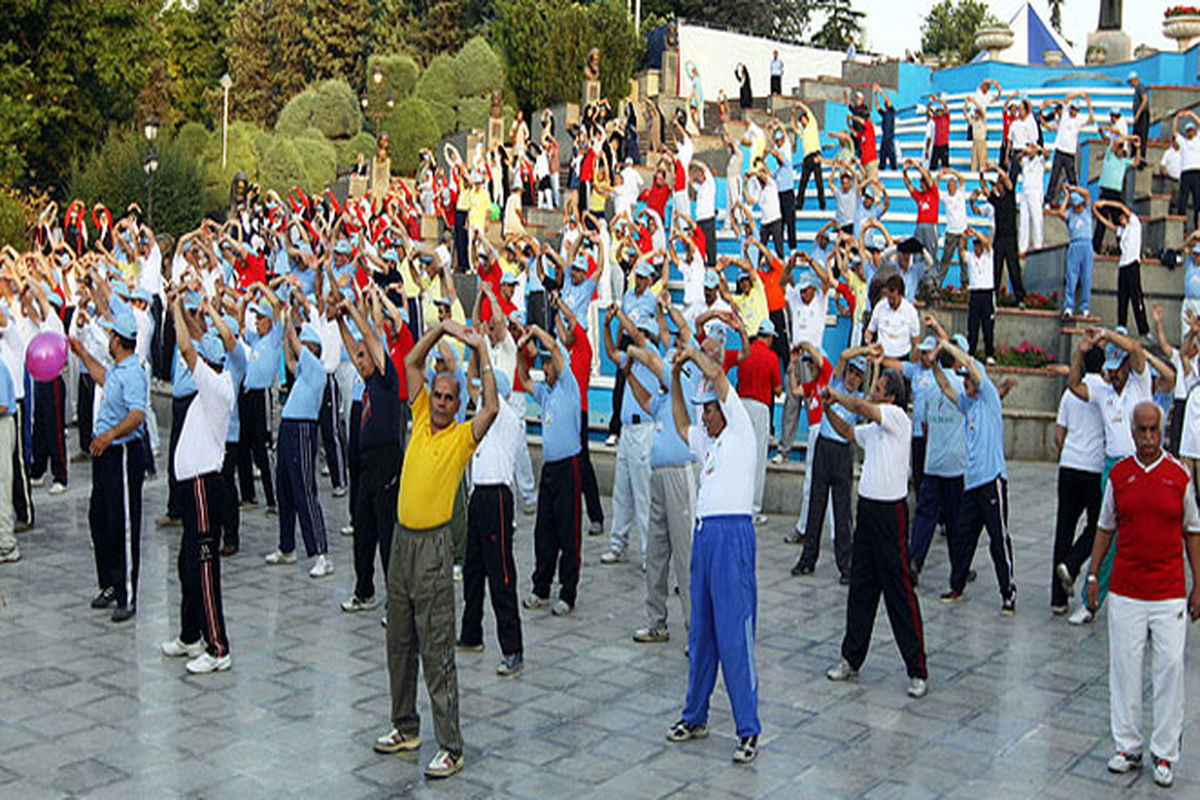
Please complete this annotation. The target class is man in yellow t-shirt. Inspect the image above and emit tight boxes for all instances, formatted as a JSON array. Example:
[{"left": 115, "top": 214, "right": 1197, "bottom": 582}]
[{"left": 374, "top": 319, "right": 498, "bottom": 780}]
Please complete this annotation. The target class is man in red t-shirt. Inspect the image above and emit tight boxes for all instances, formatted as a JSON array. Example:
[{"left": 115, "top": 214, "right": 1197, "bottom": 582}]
[
  {"left": 723, "top": 317, "right": 781, "bottom": 522},
  {"left": 554, "top": 295, "right": 603, "bottom": 533},
  {"left": 850, "top": 114, "right": 879, "bottom": 181},
  {"left": 1087, "top": 402, "right": 1200, "bottom": 787},
  {"left": 929, "top": 98, "right": 951, "bottom": 170},
  {"left": 903, "top": 159, "right": 940, "bottom": 267}
]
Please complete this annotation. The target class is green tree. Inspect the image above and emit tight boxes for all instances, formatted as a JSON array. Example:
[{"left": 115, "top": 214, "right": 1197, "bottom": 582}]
[
  {"left": 812, "top": 0, "right": 865, "bottom": 51},
  {"left": 640, "top": 1, "right": 812, "bottom": 43},
  {"left": 453, "top": 36, "right": 505, "bottom": 98},
  {"left": 381, "top": 97, "right": 441, "bottom": 174},
  {"left": 0, "top": 193, "right": 27, "bottom": 250},
  {"left": 161, "top": 0, "right": 232, "bottom": 126},
  {"left": 227, "top": 0, "right": 307, "bottom": 127},
  {"left": 303, "top": 0, "right": 373, "bottom": 87},
  {"left": 920, "top": 0, "right": 1002, "bottom": 64},
  {"left": 1048, "top": 0, "right": 1064, "bottom": 34}
]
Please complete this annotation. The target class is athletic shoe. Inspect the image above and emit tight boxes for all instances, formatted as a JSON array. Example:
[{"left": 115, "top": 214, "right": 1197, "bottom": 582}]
[
  {"left": 1056, "top": 562, "right": 1075, "bottom": 596},
  {"left": 321, "top": 464, "right": 330, "bottom": 477},
  {"left": 29, "top": 476, "right": 44, "bottom": 488},
  {"left": 0, "top": 547, "right": 19, "bottom": 563},
  {"left": 90, "top": 587, "right": 116, "bottom": 608},
  {"left": 219, "top": 544, "right": 238, "bottom": 557},
  {"left": 1051, "top": 604, "right": 1069, "bottom": 616},
  {"left": 332, "top": 485, "right": 347, "bottom": 498},
  {"left": 340, "top": 525, "right": 354, "bottom": 537},
  {"left": 790, "top": 561, "right": 814, "bottom": 576},
  {"left": 264, "top": 550, "right": 297, "bottom": 565},
  {"left": 633, "top": 625, "right": 669, "bottom": 643},
  {"left": 424, "top": 748, "right": 463, "bottom": 778},
  {"left": 456, "top": 639, "right": 484, "bottom": 653},
  {"left": 161, "top": 638, "right": 205, "bottom": 658},
  {"left": 48, "top": 482, "right": 67, "bottom": 495},
  {"left": 1001, "top": 596, "right": 1016, "bottom": 616},
  {"left": 522, "top": 503, "right": 536, "bottom": 516},
  {"left": 826, "top": 659, "right": 858, "bottom": 681},
  {"left": 605, "top": 434, "right": 618, "bottom": 447},
  {"left": 770, "top": 452, "right": 783, "bottom": 465},
  {"left": 374, "top": 728, "right": 421, "bottom": 754},
  {"left": 341, "top": 596, "right": 377, "bottom": 613},
  {"left": 453, "top": 564, "right": 463, "bottom": 582},
  {"left": 600, "top": 549, "right": 625, "bottom": 564},
  {"left": 497, "top": 653, "right": 524, "bottom": 676},
  {"left": 587, "top": 520, "right": 604, "bottom": 536},
  {"left": 1106, "top": 751, "right": 1142, "bottom": 773},
  {"left": 783, "top": 529, "right": 803, "bottom": 544},
  {"left": 522, "top": 593, "right": 545, "bottom": 610},
  {"left": 308, "top": 555, "right": 333, "bottom": 578},
  {"left": 753, "top": 514, "right": 768, "bottom": 525},
  {"left": 111, "top": 605, "right": 135, "bottom": 623},
  {"left": 156, "top": 515, "right": 181, "bottom": 527},
  {"left": 967, "top": 569, "right": 977, "bottom": 583},
  {"left": 839, "top": 574, "right": 851, "bottom": 586},
  {"left": 1067, "top": 605, "right": 1094, "bottom": 625},
  {"left": 240, "top": 499, "right": 259, "bottom": 509},
  {"left": 907, "top": 677, "right": 928, "bottom": 698},
  {"left": 1061, "top": 309, "right": 1073, "bottom": 320},
  {"left": 733, "top": 734, "right": 758, "bottom": 764},
  {"left": 185, "top": 652, "right": 231, "bottom": 674},
  {"left": 1152, "top": 757, "right": 1174, "bottom": 787},
  {"left": 551, "top": 599, "right": 572, "bottom": 616},
  {"left": 265, "top": 506, "right": 278, "bottom": 517},
  {"left": 666, "top": 720, "right": 709, "bottom": 742},
  {"left": 939, "top": 589, "right": 963, "bottom": 603}
]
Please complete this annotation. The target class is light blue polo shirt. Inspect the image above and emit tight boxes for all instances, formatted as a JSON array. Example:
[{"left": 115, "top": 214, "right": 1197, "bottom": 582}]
[
  {"left": 818, "top": 377, "right": 860, "bottom": 443},
  {"left": 563, "top": 274, "right": 598, "bottom": 327},
  {"left": 902, "top": 361, "right": 937, "bottom": 440},
  {"left": 225, "top": 342, "right": 247, "bottom": 443},
  {"left": 97, "top": 355, "right": 148, "bottom": 444},
  {"left": 171, "top": 347, "right": 196, "bottom": 398},
  {"left": 1067, "top": 207, "right": 1093, "bottom": 244},
  {"left": 649, "top": 356, "right": 698, "bottom": 468},
  {"left": 619, "top": 344, "right": 660, "bottom": 426},
  {"left": 1099, "top": 149, "right": 1132, "bottom": 192},
  {"left": 770, "top": 139, "right": 795, "bottom": 192},
  {"left": 923, "top": 369, "right": 966, "bottom": 478},
  {"left": 531, "top": 344, "right": 582, "bottom": 463},
  {"left": 1186, "top": 255, "right": 1200, "bottom": 300},
  {"left": 0, "top": 361, "right": 14, "bottom": 417},
  {"left": 244, "top": 322, "right": 283, "bottom": 390},
  {"left": 281, "top": 347, "right": 324, "bottom": 421},
  {"left": 956, "top": 362, "right": 1007, "bottom": 490},
  {"left": 622, "top": 285, "right": 656, "bottom": 320}
]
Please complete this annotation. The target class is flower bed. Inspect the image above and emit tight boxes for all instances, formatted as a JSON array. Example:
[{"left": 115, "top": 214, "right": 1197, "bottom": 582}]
[
  {"left": 994, "top": 340, "right": 1056, "bottom": 369},
  {"left": 930, "top": 286, "right": 1059, "bottom": 312}
]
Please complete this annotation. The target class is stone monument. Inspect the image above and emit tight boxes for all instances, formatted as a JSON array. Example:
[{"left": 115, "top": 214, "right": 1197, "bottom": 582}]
[
  {"left": 1087, "top": 0, "right": 1130, "bottom": 65},
  {"left": 661, "top": 21, "right": 680, "bottom": 99},
  {"left": 486, "top": 89, "right": 504, "bottom": 147},
  {"left": 583, "top": 47, "right": 602, "bottom": 107}
]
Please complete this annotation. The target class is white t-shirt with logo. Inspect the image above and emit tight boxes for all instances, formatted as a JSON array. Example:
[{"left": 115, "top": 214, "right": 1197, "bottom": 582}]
[
  {"left": 855, "top": 403, "right": 912, "bottom": 501},
  {"left": 1118, "top": 216, "right": 1142, "bottom": 267},
  {"left": 786, "top": 287, "right": 827, "bottom": 349},
  {"left": 964, "top": 248, "right": 995, "bottom": 291},
  {"left": 1055, "top": 113, "right": 1085, "bottom": 154},
  {"left": 689, "top": 389, "right": 756, "bottom": 518},
  {"left": 1177, "top": 133, "right": 1200, "bottom": 172},
  {"left": 867, "top": 298, "right": 920, "bottom": 358},
  {"left": 1056, "top": 389, "right": 1104, "bottom": 473},
  {"left": 943, "top": 190, "right": 967, "bottom": 235},
  {"left": 1083, "top": 367, "right": 1152, "bottom": 459},
  {"left": 175, "top": 359, "right": 235, "bottom": 481}
]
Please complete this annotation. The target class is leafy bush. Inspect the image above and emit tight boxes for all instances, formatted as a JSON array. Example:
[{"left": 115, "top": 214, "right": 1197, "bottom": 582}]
[
  {"left": 258, "top": 137, "right": 310, "bottom": 196},
  {"left": 175, "top": 122, "right": 210, "bottom": 164},
  {"left": 0, "top": 192, "right": 27, "bottom": 250},
  {"left": 456, "top": 96, "right": 490, "bottom": 133},
  {"left": 414, "top": 54, "right": 458, "bottom": 105},
  {"left": 311, "top": 79, "right": 362, "bottom": 140},
  {"left": 299, "top": 126, "right": 327, "bottom": 142},
  {"left": 382, "top": 96, "right": 441, "bottom": 175},
  {"left": 69, "top": 133, "right": 205, "bottom": 238},
  {"left": 292, "top": 135, "right": 338, "bottom": 192},
  {"left": 453, "top": 36, "right": 505, "bottom": 98},
  {"left": 274, "top": 88, "right": 317, "bottom": 138},
  {"left": 368, "top": 53, "right": 421, "bottom": 98},
  {"left": 249, "top": 128, "right": 274, "bottom": 166},
  {"left": 200, "top": 120, "right": 261, "bottom": 213},
  {"left": 339, "top": 131, "right": 377, "bottom": 165},
  {"left": 424, "top": 98, "right": 457, "bottom": 137}
]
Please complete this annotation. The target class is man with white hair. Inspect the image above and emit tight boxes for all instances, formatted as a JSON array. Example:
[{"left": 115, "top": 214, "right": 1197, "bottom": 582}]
[{"left": 1087, "top": 400, "right": 1200, "bottom": 789}]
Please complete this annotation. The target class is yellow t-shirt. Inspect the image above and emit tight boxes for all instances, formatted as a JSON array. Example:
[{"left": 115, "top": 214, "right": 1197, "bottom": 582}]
[
  {"left": 732, "top": 283, "right": 768, "bottom": 335},
  {"left": 467, "top": 187, "right": 491, "bottom": 230},
  {"left": 396, "top": 388, "right": 479, "bottom": 529}
]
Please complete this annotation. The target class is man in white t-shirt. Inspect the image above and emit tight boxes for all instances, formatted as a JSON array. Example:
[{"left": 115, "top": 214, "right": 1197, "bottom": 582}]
[
  {"left": 866, "top": 273, "right": 920, "bottom": 359},
  {"left": 1065, "top": 326, "right": 1151, "bottom": 624},
  {"left": 1092, "top": 201, "right": 1148, "bottom": 336},
  {"left": 961, "top": 228, "right": 997, "bottom": 363},
  {"left": 664, "top": 345, "right": 761, "bottom": 766},
  {"left": 935, "top": 168, "right": 969, "bottom": 290},
  {"left": 689, "top": 162, "right": 717, "bottom": 266},
  {"left": 825, "top": 367, "right": 928, "bottom": 699},
  {"left": 160, "top": 303, "right": 235, "bottom": 675},
  {"left": 1045, "top": 95, "right": 1094, "bottom": 203}
]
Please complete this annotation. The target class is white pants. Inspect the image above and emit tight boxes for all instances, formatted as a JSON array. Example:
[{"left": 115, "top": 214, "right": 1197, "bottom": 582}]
[
  {"left": 509, "top": 392, "right": 537, "bottom": 506},
  {"left": 143, "top": 361, "right": 160, "bottom": 454},
  {"left": 645, "top": 465, "right": 695, "bottom": 629},
  {"left": 610, "top": 421, "right": 653, "bottom": 556},
  {"left": 334, "top": 360, "right": 355, "bottom": 439},
  {"left": 745, "top": 398, "right": 770, "bottom": 514},
  {"left": 1019, "top": 189, "right": 1044, "bottom": 253},
  {"left": 1107, "top": 593, "right": 1187, "bottom": 763}
]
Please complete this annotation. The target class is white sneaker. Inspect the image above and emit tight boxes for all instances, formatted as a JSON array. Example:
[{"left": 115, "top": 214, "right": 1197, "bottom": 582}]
[
  {"left": 826, "top": 659, "right": 858, "bottom": 681},
  {"left": 161, "top": 638, "right": 205, "bottom": 658},
  {"left": 551, "top": 599, "right": 572, "bottom": 616},
  {"left": 604, "top": 434, "right": 618, "bottom": 447},
  {"left": 770, "top": 453, "right": 783, "bottom": 465},
  {"left": 587, "top": 520, "right": 604, "bottom": 536},
  {"left": 0, "top": 547, "right": 20, "bottom": 563},
  {"left": 522, "top": 593, "right": 544, "bottom": 609},
  {"left": 332, "top": 485, "right": 347, "bottom": 498},
  {"left": 1106, "top": 751, "right": 1143, "bottom": 773},
  {"left": 48, "top": 482, "right": 67, "bottom": 495},
  {"left": 453, "top": 564, "right": 463, "bottom": 582},
  {"left": 754, "top": 514, "right": 768, "bottom": 525},
  {"left": 424, "top": 748, "right": 463, "bottom": 778},
  {"left": 1067, "top": 604, "right": 1094, "bottom": 625},
  {"left": 1152, "top": 757, "right": 1174, "bottom": 787},
  {"left": 321, "top": 464, "right": 330, "bottom": 477},
  {"left": 185, "top": 651, "right": 231, "bottom": 674},
  {"left": 600, "top": 549, "right": 625, "bottom": 564},
  {"left": 29, "top": 476, "right": 44, "bottom": 488},
  {"left": 264, "top": 550, "right": 296, "bottom": 565},
  {"left": 341, "top": 596, "right": 378, "bottom": 612},
  {"left": 907, "top": 677, "right": 928, "bottom": 698},
  {"left": 308, "top": 555, "right": 333, "bottom": 578},
  {"left": 1055, "top": 562, "right": 1074, "bottom": 595},
  {"left": 340, "top": 525, "right": 354, "bottom": 537}
]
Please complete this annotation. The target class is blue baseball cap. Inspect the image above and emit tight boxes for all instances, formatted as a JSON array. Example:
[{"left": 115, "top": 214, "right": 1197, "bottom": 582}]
[
  {"left": 797, "top": 271, "right": 817, "bottom": 291},
  {"left": 198, "top": 331, "right": 226, "bottom": 367},
  {"left": 333, "top": 240, "right": 353, "bottom": 256},
  {"left": 101, "top": 310, "right": 138, "bottom": 340},
  {"left": 184, "top": 292, "right": 201, "bottom": 312},
  {"left": 636, "top": 313, "right": 659, "bottom": 337},
  {"left": 917, "top": 335, "right": 937, "bottom": 352},
  {"left": 382, "top": 249, "right": 400, "bottom": 264},
  {"left": 1191, "top": 242, "right": 1200, "bottom": 256},
  {"left": 635, "top": 262, "right": 655, "bottom": 279},
  {"left": 692, "top": 377, "right": 719, "bottom": 406},
  {"left": 254, "top": 301, "right": 273, "bottom": 318},
  {"left": 44, "top": 290, "right": 63, "bottom": 309},
  {"left": 951, "top": 333, "right": 970, "bottom": 352},
  {"left": 1069, "top": 191, "right": 1086, "bottom": 206},
  {"left": 848, "top": 355, "right": 868, "bottom": 373},
  {"left": 757, "top": 318, "right": 776, "bottom": 338},
  {"left": 299, "top": 325, "right": 322, "bottom": 347},
  {"left": 703, "top": 271, "right": 720, "bottom": 290},
  {"left": 500, "top": 272, "right": 520, "bottom": 286},
  {"left": 1103, "top": 342, "right": 1127, "bottom": 372},
  {"left": 1127, "top": 70, "right": 1138, "bottom": 82},
  {"left": 1186, "top": 121, "right": 1197, "bottom": 134},
  {"left": 865, "top": 229, "right": 886, "bottom": 250},
  {"left": 222, "top": 314, "right": 240, "bottom": 337},
  {"left": 132, "top": 288, "right": 152, "bottom": 303}
]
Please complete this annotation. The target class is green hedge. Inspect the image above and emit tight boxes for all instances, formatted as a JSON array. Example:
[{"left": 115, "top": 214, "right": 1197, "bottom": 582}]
[
  {"left": 367, "top": 53, "right": 420, "bottom": 98},
  {"left": 258, "top": 138, "right": 310, "bottom": 197},
  {"left": 292, "top": 135, "right": 337, "bottom": 193},
  {"left": 456, "top": 96, "right": 489, "bottom": 133},
  {"left": 0, "top": 193, "right": 27, "bottom": 250},
  {"left": 382, "top": 97, "right": 441, "bottom": 175},
  {"left": 175, "top": 122, "right": 210, "bottom": 165},
  {"left": 275, "top": 80, "right": 363, "bottom": 141},
  {"left": 201, "top": 121, "right": 260, "bottom": 213},
  {"left": 414, "top": 54, "right": 458, "bottom": 105},
  {"left": 275, "top": 89, "right": 316, "bottom": 138},
  {"left": 453, "top": 36, "right": 505, "bottom": 98}
]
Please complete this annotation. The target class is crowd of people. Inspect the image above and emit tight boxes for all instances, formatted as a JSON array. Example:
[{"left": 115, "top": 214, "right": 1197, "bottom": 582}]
[{"left": 2, "top": 66, "right": 1199, "bottom": 788}]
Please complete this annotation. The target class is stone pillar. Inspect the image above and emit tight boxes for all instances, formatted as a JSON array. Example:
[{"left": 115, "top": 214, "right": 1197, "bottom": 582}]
[
  {"left": 661, "top": 49, "right": 679, "bottom": 98},
  {"left": 1085, "top": 30, "right": 1131, "bottom": 65},
  {"left": 583, "top": 79, "right": 601, "bottom": 107}
]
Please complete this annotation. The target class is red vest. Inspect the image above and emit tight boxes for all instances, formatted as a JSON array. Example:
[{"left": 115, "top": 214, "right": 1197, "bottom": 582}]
[{"left": 1108, "top": 454, "right": 1192, "bottom": 601}]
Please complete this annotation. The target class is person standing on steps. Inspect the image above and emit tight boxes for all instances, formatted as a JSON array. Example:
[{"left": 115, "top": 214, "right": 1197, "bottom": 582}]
[
  {"left": 1045, "top": 186, "right": 1094, "bottom": 319},
  {"left": 981, "top": 165, "right": 1025, "bottom": 307},
  {"left": 70, "top": 310, "right": 147, "bottom": 623},
  {"left": 1092, "top": 199, "right": 1148, "bottom": 336},
  {"left": 663, "top": 343, "right": 761, "bottom": 765},
  {"left": 373, "top": 319, "right": 498, "bottom": 780},
  {"left": 1087, "top": 401, "right": 1200, "bottom": 790},
  {"left": 159, "top": 298, "right": 235, "bottom": 675},
  {"left": 769, "top": 50, "right": 783, "bottom": 97},
  {"left": 825, "top": 367, "right": 928, "bottom": 700}
]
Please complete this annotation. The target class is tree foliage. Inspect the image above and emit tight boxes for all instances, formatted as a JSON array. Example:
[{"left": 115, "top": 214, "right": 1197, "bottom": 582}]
[
  {"left": 258, "top": 137, "right": 310, "bottom": 197},
  {"left": 920, "top": 0, "right": 1002, "bottom": 64},
  {"left": 227, "top": 0, "right": 307, "bottom": 127},
  {"left": 453, "top": 36, "right": 505, "bottom": 98},
  {"left": 811, "top": 0, "right": 865, "bottom": 51},
  {"left": 640, "top": 0, "right": 811, "bottom": 43},
  {"left": 161, "top": 0, "right": 232, "bottom": 127},
  {"left": 381, "top": 97, "right": 441, "bottom": 174},
  {"left": 274, "top": 80, "right": 363, "bottom": 140},
  {"left": 0, "top": 193, "right": 28, "bottom": 250},
  {"left": 302, "top": 0, "right": 373, "bottom": 87}
]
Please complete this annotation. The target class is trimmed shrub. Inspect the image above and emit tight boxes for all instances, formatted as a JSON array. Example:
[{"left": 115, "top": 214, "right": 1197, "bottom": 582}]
[
  {"left": 456, "top": 96, "right": 490, "bottom": 133},
  {"left": 311, "top": 79, "right": 362, "bottom": 140},
  {"left": 453, "top": 36, "right": 505, "bottom": 98},
  {"left": 249, "top": 128, "right": 274, "bottom": 165},
  {"left": 414, "top": 54, "right": 458, "bottom": 105},
  {"left": 292, "top": 135, "right": 338, "bottom": 192},
  {"left": 201, "top": 120, "right": 261, "bottom": 214},
  {"left": 382, "top": 96, "right": 441, "bottom": 175},
  {"left": 367, "top": 53, "right": 420, "bottom": 98},
  {"left": 299, "top": 126, "right": 327, "bottom": 142},
  {"left": 339, "top": 131, "right": 377, "bottom": 165},
  {"left": 424, "top": 98, "right": 457, "bottom": 136},
  {"left": 275, "top": 88, "right": 317, "bottom": 138},
  {"left": 258, "top": 138, "right": 310, "bottom": 197},
  {"left": 0, "top": 193, "right": 27, "bottom": 250},
  {"left": 175, "top": 122, "right": 210, "bottom": 165}
]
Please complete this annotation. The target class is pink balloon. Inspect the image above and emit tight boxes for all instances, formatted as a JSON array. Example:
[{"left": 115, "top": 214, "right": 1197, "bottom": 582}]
[{"left": 26, "top": 331, "right": 68, "bottom": 382}]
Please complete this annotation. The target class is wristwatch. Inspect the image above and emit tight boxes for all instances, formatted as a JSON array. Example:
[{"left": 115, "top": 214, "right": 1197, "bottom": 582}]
[{"left": 1086, "top": 575, "right": 1098, "bottom": 583}]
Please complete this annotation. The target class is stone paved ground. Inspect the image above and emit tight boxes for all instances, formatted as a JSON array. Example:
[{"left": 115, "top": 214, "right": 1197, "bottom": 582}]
[{"left": 1, "top": 459, "right": 1199, "bottom": 799}]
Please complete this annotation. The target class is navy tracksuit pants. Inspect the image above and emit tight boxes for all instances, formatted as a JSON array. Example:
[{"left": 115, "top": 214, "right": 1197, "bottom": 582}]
[
  {"left": 276, "top": 419, "right": 327, "bottom": 558},
  {"left": 907, "top": 473, "right": 963, "bottom": 574},
  {"left": 178, "top": 472, "right": 230, "bottom": 656},
  {"left": 682, "top": 514, "right": 761, "bottom": 738}
]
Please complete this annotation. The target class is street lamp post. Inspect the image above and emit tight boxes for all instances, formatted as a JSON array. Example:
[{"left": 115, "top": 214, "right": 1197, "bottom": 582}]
[
  {"left": 143, "top": 112, "right": 159, "bottom": 228},
  {"left": 219, "top": 72, "right": 232, "bottom": 169},
  {"left": 360, "top": 92, "right": 394, "bottom": 135}
]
